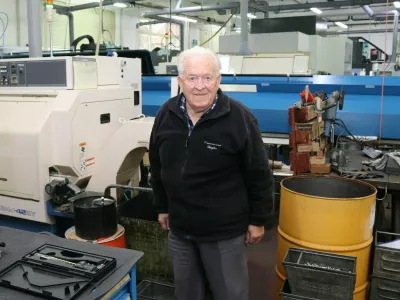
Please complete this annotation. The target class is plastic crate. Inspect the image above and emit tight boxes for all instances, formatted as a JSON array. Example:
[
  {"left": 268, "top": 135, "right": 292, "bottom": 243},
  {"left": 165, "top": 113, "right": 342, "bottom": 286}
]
[
  {"left": 283, "top": 248, "right": 357, "bottom": 300},
  {"left": 280, "top": 279, "right": 319, "bottom": 300},
  {"left": 137, "top": 280, "right": 177, "bottom": 300},
  {"left": 370, "top": 276, "right": 400, "bottom": 300},
  {"left": 373, "top": 231, "right": 400, "bottom": 281},
  {"left": 120, "top": 217, "right": 172, "bottom": 282}
]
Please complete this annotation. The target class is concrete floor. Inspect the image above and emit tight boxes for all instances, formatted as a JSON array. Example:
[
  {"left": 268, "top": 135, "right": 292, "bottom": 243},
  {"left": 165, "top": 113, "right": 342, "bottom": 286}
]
[{"left": 248, "top": 223, "right": 278, "bottom": 300}]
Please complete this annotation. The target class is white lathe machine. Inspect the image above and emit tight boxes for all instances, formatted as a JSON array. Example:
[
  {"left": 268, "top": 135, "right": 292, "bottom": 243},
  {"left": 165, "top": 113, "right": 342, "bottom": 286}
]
[{"left": 0, "top": 56, "right": 154, "bottom": 225}]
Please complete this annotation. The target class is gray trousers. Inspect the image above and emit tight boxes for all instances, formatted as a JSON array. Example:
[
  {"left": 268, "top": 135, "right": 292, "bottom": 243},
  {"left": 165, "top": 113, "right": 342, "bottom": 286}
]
[{"left": 168, "top": 231, "right": 249, "bottom": 300}]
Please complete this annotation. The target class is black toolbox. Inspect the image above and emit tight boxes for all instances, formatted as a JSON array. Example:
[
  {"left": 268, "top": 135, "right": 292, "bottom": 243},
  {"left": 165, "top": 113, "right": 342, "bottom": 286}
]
[{"left": 0, "top": 244, "right": 116, "bottom": 300}]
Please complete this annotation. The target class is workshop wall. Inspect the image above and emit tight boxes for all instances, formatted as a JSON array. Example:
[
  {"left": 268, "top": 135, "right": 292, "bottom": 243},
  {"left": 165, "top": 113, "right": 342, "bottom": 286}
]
[
  {"left": 199, "top": 24, "right": 223, "bottom": 52},
  {"left": 0, "top": 0, "right": 116, "bottom": 51}
]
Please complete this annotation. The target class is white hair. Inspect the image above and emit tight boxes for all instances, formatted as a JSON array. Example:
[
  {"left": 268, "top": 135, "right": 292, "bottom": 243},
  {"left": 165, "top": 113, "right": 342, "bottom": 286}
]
[{"left": 177, "top": 46, "right": 222, "bottom": 76}]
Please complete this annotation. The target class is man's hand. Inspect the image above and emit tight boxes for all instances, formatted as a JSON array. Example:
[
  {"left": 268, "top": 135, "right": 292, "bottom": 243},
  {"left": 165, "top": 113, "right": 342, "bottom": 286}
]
[
  {"left": 245, "top": 225, "right": 264, "bottom": 244},
  {"left": 158, "top": 213, "right": 169, "bottom": 231}
]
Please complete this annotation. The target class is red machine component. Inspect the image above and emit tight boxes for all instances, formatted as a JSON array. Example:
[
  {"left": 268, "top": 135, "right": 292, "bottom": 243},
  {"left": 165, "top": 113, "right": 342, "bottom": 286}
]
[{"left": 289, "top": 87, "right": 331, "bottom": 175}]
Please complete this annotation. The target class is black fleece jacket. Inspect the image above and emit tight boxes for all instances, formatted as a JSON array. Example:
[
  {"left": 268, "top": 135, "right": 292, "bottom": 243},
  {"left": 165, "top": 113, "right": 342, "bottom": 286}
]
[{"left": 149, "top": 89, "right": 274, "bottom": 242}]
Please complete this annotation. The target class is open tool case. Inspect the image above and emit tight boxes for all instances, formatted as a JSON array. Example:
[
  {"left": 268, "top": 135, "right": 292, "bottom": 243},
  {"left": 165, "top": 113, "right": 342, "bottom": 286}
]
[{"left": 0, "top": 244, "right": 116, "bottom": 300}]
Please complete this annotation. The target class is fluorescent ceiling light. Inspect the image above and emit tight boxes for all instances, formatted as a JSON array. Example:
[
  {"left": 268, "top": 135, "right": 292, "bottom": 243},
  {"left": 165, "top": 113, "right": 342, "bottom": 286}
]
[
  {"left": 171, "top": 15, "right": 198, "bottom": 23},
  {"left": 394, "top": 1, "right": 400, "bottom": 8},
  {"left": 113, "top": 2, "right": 127, "bottom": 7},
  {"left": 310, "top": 7, "right": 322, "bottom": 14},
  {"left": 160, "top": 15, "right": 198, "bottom": 23},
  {"left": 234, "top": 14, "right": 257, "bottom": 19},
  {"left": 335, "top": 21, "right": 348, "bottom": 28}
]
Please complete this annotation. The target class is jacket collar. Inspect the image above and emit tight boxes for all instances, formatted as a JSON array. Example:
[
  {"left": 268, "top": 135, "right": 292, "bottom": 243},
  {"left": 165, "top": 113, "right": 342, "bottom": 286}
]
[{"left": 168, "top": 88, "right": 230, "bottom": 121}]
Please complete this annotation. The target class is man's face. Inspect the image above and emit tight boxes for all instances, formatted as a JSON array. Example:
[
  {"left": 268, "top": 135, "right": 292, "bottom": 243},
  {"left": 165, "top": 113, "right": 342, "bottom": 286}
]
[{"left": 178, "top": 55, "right": 221, "bottom": 112}]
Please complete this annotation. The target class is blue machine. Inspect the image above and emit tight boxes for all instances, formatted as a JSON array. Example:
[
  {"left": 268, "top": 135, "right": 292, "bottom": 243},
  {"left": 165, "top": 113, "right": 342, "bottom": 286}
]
[{"left": 142, "top": 75, "right": 400, "bottom": 140}]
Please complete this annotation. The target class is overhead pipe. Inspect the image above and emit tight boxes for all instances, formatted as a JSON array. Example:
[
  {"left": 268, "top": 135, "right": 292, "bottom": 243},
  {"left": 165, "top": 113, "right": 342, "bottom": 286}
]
[
  {"left": 27, "top": 0, "right": 42, "bottom": 57},
  {"left": 137, "top": 20, "right": 165, "bottom": 27},
  {"left": 269, "top": 0, "right": 395, "bottom": 12},
  {"left": 56, "top": 10, "right": 75, "bottom": 49},
  {"left": 249, "top": 2, "right": 268, "bottom": 13},
  {"left": 327, "top": 29, "right": 394, "bottom": 34},
  {"left": 54, "top": 0, "right": 132, "bottom": 12},
  {"left": 142, "top": 3, "right": 239, "bottom": 18},
  {"left": 361, "top": 5, "right": 374, "bottom": 17},
  {"left": 175, "top": 0, "right": 182, "bottom": 9},
  {"left": 326, "top": 16, "right": 351, "bottom": 23}
]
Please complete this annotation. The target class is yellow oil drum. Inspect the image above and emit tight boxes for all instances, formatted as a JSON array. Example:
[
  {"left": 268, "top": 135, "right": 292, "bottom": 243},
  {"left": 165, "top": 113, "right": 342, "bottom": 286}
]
[{"left": 276, "top": 175, "right": 376, "bottom": 299}]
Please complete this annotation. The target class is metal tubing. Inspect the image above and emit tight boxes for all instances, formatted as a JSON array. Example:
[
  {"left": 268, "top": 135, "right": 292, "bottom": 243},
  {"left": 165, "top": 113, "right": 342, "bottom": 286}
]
[
  {"left": 391, "top": 12, "right": 399, "bottom": 62},
  {"left": 327, "top": 29, "right": 394, "bottom": 34},
  {"left": 180, "top": 21, "right": 185, "bottom": 51},
  {"left": 142, "top": 3, "right": 238, "bottom": 18},
  {"left": 269, "top": 0, "right": 394, "bottom": 12},
  {"left": 68, "top": 13, "right": 75, "bottom": 49},
  {"left": 103, "top": 184, "right": 152, "bottom": 198},
  {"left": 27, "top": 0, "right": 42, "bottom": 57},
  {"left": 61, "top": 0, "right": 113, "bottom": 12},
  {"left": 249, "top": 2, "right": 268, "bottom": 13},
  {"left": 238, "top": 0, "right": 252, "bottom": 55}
]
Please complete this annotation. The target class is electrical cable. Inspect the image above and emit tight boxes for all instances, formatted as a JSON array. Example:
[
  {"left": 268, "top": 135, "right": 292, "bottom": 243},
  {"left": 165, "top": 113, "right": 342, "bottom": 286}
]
[
  {"left": 0, "top": 12, "right": 8, "bottom": 59},
  {"left": 334, "top": 118, "right": 375, "bottom": 148},
  {"left": 200, "top": 4, "right": 239, "bottom": 47},
  {"left": 0, "top": 17, "right": 4, "bottom": 59},
  {"left": 0, "top": 12, "right": 8, "bottom": 40}
]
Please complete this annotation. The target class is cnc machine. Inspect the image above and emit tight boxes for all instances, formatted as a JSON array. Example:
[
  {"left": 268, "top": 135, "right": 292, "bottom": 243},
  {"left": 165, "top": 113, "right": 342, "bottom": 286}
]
[{"left": 0, "top": 56, "right": 154, "bottom": 225}]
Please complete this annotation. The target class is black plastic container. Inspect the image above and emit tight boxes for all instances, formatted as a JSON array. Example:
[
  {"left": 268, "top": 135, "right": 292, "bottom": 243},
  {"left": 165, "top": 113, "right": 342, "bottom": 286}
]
[
  {"left": 283, "top": 248, "right": 357, "bottom": 300},
  {"left": 0, "top": 244, "right": 116, "bottom": 300},
  {"left": 73, "top": 195, "right": 117, "bottom": 240}
]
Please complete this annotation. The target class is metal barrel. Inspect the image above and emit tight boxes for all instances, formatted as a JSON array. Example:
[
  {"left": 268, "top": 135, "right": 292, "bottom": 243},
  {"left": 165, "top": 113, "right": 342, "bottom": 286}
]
[{"left": 276, "top": 175, "right": 377, "bottom": 299}]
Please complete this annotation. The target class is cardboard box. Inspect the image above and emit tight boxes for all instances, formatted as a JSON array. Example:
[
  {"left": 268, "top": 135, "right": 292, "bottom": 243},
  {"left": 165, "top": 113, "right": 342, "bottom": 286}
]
[{"left": 310, "top": 163, "right": 331, "bottom": 174}]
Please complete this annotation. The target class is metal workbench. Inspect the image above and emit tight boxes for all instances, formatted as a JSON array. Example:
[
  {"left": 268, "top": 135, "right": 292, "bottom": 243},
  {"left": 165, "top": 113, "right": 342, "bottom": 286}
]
[{"left": 0, "top": 226, "right": 143, "bottom": 300}]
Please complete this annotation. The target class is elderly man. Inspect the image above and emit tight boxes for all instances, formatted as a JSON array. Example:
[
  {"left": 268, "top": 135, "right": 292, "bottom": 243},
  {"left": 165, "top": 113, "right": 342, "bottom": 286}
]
[{"left": 149, "top": 46, "right": 273, "bottom": 300}]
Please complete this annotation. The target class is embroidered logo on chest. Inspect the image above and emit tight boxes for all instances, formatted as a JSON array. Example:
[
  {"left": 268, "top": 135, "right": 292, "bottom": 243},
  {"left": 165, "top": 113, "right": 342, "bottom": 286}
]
[{"left": 204, "top": 141, "right": 221, "bottom": 151}]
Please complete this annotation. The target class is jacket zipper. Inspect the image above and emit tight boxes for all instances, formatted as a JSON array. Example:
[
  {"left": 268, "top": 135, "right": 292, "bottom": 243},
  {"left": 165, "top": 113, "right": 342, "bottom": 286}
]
[{"left": 181, "top": 136, "right": 189, "bottom": 175}]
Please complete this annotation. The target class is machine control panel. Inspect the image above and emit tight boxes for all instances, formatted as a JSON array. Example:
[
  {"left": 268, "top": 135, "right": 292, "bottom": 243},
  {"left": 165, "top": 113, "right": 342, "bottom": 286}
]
[
  {"left": 0, "top": 64, "right": 9, "bottom": 86},
  {"left": 0, "top": 59, "right": 67, "bottom": 87}
]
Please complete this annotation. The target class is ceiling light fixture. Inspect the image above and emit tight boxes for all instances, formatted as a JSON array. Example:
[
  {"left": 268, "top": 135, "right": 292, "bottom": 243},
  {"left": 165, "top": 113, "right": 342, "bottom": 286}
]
[
  {"left": 310, "top": 7, "right": 322, "bottom": 14},
  {"left": 335, "top": 21, "right": 348, "bottom": 28},
  {"left": 160, "top": 15, "right": 198, "bottom": 23},
  {"left": 394, "top": 1, "right": 400, "bottom": 8},
  {"left": 234, "top": 14, "right": 256, "bottom": 19},
  {"left": 113, "top": 2, "right": 127, "bottom": 8}
]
